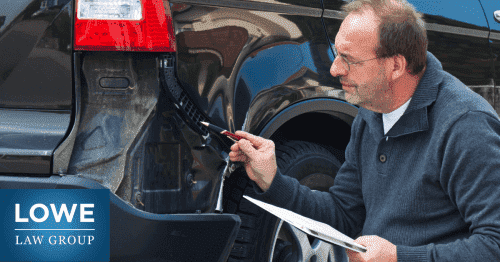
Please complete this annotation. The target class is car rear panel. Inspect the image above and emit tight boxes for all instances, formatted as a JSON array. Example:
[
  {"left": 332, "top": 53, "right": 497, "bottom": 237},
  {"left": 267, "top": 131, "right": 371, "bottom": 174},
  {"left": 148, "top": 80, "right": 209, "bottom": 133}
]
[{"left": 1, "top": 0, "right": 240, "bottom": 260}]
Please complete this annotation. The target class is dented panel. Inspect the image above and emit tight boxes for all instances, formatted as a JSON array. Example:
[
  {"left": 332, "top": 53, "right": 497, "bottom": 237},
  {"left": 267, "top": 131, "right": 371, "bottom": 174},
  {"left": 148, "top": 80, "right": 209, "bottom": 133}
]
[{"left": 67, "top": 52, "right": 226, "bottom": 213}]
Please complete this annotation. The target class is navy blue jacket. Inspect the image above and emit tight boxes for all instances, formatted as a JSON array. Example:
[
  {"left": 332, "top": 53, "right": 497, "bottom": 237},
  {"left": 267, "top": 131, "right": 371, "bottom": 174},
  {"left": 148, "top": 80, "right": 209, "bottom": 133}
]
[{"left": 256, "top": 52, "right": 500, "bottom": 261}]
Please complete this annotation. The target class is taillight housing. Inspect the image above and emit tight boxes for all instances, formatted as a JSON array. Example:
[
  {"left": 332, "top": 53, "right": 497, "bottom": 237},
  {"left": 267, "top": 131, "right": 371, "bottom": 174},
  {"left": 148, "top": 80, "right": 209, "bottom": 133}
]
[{"left": 74, "top": 0, "right": 176, "bottom": 52}]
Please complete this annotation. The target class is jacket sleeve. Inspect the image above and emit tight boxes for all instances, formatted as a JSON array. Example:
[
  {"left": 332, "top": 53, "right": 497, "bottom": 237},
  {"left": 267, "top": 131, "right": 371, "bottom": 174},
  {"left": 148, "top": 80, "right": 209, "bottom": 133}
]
[
  {"left": 253, "top": 115, "right": 367, "bottom": 239},
  {"left": 397, "top": 111, "right": 500, "bottom": 262}
]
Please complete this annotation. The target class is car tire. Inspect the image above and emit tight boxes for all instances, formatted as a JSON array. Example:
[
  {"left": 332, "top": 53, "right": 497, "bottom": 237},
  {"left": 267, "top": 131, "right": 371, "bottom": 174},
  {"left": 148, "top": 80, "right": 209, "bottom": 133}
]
[{"left": 224, "top": 140, "right": 344, "bottom": 262}]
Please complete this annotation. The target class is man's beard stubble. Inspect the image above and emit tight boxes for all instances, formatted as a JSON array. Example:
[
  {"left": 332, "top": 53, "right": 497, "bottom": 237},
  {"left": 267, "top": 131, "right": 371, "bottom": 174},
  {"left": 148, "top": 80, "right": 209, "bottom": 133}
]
[{"left": 339, "top": 77, "right": 362, "bottom": 105}]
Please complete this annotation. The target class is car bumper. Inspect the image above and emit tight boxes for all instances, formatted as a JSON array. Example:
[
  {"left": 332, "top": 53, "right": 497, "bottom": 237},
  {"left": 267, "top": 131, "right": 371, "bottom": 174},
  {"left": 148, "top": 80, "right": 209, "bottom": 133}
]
[{"left": 0, "top": 175, "right": 241, "bottom": 262}]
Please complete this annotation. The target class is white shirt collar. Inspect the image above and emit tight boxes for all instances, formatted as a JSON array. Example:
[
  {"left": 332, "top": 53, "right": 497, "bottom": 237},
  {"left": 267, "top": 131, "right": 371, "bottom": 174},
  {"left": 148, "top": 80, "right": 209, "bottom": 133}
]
[{"left": 383, "top": 98, "right": 412, "bottom": 135}]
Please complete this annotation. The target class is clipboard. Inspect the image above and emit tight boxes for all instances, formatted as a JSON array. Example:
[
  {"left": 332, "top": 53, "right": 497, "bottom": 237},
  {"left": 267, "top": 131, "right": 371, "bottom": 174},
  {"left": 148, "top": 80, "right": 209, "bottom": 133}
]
[{"left": 243, "top": 195, "right": 367, "bottom": 253}]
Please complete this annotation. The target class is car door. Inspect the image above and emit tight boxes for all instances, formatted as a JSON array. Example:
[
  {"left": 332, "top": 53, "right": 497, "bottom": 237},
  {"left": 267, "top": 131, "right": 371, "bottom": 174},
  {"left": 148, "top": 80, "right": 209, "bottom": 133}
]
[
  {"left": 479, "top": 1, "right": 500, "bottom": 114},
  {"left": 321, "top": 0, "right": 494, "bottom": 110}
]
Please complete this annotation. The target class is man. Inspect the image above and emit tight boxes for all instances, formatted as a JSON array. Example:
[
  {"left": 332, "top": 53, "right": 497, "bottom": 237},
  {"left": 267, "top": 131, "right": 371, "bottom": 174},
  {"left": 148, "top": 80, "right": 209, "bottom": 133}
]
[{"left": 229, "top": 0, "right": 500, "bottom": 261}]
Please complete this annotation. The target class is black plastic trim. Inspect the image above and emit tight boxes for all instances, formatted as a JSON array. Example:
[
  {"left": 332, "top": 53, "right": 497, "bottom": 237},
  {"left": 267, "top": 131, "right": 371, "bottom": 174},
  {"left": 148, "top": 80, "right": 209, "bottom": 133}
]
[
  {"left": 170, "top": 0, "right": 322, "bottom": 17},
  {"left": 160, "top": 54, "right": 210, "bottom": 136},
  {"left": 259, "top": 98, "right": 358, "bottom": 138}
]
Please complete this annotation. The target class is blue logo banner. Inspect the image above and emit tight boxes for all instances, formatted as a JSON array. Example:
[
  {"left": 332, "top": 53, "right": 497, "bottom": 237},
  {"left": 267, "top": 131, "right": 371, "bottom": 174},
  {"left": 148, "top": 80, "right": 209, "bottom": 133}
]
[{"left": 0, "top": 189, "right": 110, "bottom": 261}]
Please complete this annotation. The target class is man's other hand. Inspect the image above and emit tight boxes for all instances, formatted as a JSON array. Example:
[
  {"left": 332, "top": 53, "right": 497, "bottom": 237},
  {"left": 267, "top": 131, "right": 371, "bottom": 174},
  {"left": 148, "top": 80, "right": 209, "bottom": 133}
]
[
  {"left": 346, "top": 235, "right": 397, "bottom": 262},
  {"left": 228, "top": 131, "right": 277, "bottom": 192}
]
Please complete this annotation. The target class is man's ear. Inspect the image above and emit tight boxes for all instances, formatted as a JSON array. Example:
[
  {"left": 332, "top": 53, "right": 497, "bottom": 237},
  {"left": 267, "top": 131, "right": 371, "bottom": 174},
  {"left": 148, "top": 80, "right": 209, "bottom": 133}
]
[{"left": 390, "top": 54, "right": 407, "bottom": 80}]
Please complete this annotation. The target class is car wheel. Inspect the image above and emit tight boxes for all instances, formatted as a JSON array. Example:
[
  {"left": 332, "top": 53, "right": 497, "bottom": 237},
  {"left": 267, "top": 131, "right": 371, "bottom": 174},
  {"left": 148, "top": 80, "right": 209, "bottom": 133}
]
[{"left": 225, "top": 140, "right": 344, "bottom": 262}]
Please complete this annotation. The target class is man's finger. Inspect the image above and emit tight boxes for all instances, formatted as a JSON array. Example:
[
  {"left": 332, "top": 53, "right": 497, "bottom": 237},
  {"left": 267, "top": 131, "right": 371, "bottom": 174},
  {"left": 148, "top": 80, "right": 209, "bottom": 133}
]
[
  {"left": 238, "top": 139, "right": 258, "bottom": 159},
  {"left": 229, "top": 149, "right": 246, "bottom": 160},
  {"left": 230, "top": 142, "right": 240, "bottom": 152},
  {"left": 229, "top": 149, "right": 244, "bottom": 157},
  {"left": 345, "top": 249, "right": 361, "bottom": 262},
  {"left": 228, "top": 151, "right": 238, "bottom": 159},
  {"left": 354, "top": 235, "right": 374, "bottom": 246},
  {"left": 235, "top": 131, "right": 266, "bottom": 147},
  {"left": 230, "top": 154, "right": 247, "bottom": 162}
]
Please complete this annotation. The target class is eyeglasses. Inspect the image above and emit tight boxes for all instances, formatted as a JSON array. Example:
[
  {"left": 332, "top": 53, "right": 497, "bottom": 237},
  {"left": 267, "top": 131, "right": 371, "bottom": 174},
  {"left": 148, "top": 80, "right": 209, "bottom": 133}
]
[{"left": 332, "top": 45, "right": 380, "bottom": 71}]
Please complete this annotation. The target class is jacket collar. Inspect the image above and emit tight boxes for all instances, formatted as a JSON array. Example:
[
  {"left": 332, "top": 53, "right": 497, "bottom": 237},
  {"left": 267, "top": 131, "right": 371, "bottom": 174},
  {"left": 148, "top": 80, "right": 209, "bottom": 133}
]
[{"left": 357, "top": 52, "right": 444, "bottom": 141}]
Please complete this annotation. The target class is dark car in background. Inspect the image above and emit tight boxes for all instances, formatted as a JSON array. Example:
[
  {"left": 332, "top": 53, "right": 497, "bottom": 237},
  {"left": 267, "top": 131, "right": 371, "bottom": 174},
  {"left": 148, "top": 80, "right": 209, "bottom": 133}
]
[{"left": 1, "top": 0, "right": 499, "bottom": 261}]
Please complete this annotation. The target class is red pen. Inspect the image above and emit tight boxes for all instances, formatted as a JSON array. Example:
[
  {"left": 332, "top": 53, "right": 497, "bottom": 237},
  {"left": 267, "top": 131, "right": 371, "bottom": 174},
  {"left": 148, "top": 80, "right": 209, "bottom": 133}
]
[{"left": 200, "top": 121, "right": 244, "bottom": 142}]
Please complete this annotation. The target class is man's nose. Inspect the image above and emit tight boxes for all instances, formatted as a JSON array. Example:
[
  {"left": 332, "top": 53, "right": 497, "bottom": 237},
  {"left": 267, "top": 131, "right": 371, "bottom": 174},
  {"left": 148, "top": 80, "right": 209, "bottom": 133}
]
[{"left": 330, "top": 56, "right": 347, "bottom": 78}]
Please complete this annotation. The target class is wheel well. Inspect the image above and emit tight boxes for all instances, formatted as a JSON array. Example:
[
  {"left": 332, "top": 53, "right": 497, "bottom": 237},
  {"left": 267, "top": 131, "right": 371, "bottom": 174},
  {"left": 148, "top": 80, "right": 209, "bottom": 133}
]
[{"left": 269, "top": 112, "right": 351, "bottom": 163}]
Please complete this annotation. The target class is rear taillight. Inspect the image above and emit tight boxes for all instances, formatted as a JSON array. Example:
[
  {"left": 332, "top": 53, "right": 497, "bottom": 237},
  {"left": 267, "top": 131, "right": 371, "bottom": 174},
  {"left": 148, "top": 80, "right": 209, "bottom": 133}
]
[{"left": 74, "top": 0, "right": 176, "bottom": 52}]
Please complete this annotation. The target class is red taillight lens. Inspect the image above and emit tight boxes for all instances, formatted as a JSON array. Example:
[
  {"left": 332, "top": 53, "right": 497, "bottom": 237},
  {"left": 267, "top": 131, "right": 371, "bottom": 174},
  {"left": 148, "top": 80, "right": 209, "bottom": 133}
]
[{"left": 74, "top": 0, "right": 176, "bottom": 52}]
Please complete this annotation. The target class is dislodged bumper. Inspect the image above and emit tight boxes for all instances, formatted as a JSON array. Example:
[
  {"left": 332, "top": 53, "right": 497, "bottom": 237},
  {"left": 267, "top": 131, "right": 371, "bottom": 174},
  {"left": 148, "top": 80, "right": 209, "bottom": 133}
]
[{"left": 0, "top": 175, "right": 241, "bottom": 262}]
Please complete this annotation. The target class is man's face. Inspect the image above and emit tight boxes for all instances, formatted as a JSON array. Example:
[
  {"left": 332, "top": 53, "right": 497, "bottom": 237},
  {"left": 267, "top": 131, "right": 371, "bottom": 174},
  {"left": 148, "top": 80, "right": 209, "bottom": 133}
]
[{"left": 330, "top": 8, "right": 391, "bottom": 111}]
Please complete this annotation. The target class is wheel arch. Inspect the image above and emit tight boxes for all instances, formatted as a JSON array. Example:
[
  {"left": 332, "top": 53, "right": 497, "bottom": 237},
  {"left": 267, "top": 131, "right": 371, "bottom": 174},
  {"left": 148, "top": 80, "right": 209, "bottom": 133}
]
[
  {"left": 223, "top": 98, "right": 357, "bottom": 261},
  {"left": 258, "top": 98, "right": 358, "bottom": 160}
]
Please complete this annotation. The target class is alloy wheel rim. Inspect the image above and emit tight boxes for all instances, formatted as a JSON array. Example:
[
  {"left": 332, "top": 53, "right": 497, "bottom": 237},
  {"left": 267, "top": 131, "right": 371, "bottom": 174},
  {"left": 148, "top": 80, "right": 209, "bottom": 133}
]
[{"left": 270, "top": 219, "right": 336, "bottom": 262}]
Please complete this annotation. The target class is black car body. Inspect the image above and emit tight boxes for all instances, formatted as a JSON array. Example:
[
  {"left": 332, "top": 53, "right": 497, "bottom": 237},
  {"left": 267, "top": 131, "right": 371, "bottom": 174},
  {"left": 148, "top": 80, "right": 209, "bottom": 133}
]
[{"left": 1, "top": 0, "right": 499, "bottom": 261}]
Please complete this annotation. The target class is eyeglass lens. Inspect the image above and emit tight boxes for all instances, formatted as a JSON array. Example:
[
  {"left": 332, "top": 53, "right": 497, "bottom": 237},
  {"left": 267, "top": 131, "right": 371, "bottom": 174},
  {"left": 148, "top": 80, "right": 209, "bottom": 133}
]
[{"left": 332, "top": 46, "right": 349, "bottom": 71}]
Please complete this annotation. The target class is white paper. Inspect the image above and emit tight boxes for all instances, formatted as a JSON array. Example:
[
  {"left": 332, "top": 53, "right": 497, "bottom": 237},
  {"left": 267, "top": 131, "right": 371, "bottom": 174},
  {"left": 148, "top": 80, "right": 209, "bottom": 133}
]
[{"left": 243, "top": 195, "right": 367, "bottom": 253}]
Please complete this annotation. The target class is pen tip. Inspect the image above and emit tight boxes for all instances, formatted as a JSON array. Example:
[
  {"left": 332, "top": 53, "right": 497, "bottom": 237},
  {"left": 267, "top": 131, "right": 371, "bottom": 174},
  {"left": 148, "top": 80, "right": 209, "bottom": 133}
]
[{"left": 200, "top": 121, "right": 209, "bottom": 126}]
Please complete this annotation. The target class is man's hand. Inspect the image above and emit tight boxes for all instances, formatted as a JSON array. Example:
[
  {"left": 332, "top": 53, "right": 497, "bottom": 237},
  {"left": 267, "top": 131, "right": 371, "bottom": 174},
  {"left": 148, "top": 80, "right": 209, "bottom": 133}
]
[
  {"left": 346, "top": 235, "right": 397, "bottom": 262},
  {"left": 228, "top": 131, "right": 277, "bottom": 192}
]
